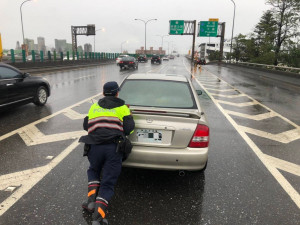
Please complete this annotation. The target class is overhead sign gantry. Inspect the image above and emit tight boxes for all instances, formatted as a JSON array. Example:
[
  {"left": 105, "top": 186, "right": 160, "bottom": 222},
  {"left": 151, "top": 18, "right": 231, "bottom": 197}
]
[
  {"left": 71, "top": 24, "right": 95, "bottom": 54},
  {"left": 169, "top": 20, "right": 197, "bottom": 73}
]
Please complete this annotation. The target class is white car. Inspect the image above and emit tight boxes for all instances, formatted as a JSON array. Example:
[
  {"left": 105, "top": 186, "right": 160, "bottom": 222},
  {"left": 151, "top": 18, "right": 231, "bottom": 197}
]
[
  {"left": 119, "top": 73, "right": 209, "bottom": 171},
  {"left": 162, "top": 56, "right": 169, "bottom": 61},
  {"left": 116, "top": 54, "right": 129, "bottom": 65}
]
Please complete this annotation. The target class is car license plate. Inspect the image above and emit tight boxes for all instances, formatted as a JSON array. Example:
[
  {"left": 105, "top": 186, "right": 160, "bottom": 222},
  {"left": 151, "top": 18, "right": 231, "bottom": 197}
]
[{"left": 136, "top": 129, "right": 162, "bottom": 143}]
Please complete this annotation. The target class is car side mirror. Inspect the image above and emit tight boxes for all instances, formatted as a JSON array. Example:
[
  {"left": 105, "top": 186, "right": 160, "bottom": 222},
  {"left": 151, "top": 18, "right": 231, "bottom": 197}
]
[
  {"left": 23, "top": 72, "right": 30, "bottom": 78},
  {"left": 196, "top": 90, "right": 203, "bottom": 95}
]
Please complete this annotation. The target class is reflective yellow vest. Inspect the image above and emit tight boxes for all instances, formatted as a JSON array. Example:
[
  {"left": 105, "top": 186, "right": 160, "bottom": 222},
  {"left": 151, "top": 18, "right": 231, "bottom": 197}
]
[{"left": 87, "top": 103, "right": 131, "bottom": 133}]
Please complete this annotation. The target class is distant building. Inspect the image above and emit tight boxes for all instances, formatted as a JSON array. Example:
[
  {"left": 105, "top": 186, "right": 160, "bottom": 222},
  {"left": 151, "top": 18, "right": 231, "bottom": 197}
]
[
  {"left": 136, "top": 47, "right": 165, "bottom": 55},
  {"left": 198, "top": 41, "right": 231, "bottom": 59},
  {"left": 65, "top": 43, "right": 73, "bottom": 53},
  {"left": 84, "top": 43, "right": 92, "bottom": 53},
  {"left": 55, "top": 39, "right": 67, "bottom": 52},
  {"left": 78, "top": 46, "right": 83, "bottom": 53},
  {"left": 24, "top": 38, "right": 35, "bottom": 51},
  {"left": 37, "top": 37, "right": 46, "bottom": 53}
]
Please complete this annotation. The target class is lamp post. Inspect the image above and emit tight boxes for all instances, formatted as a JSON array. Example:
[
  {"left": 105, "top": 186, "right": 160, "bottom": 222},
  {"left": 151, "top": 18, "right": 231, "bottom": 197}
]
[
  {"left": 20, "top": 0, "right": 33, "bottom": 45},
  {"left": 134, "top": 18, "right": 157, "bottom": 54},
  {"left": 230, "top": 0, "right": 236, "bottom": 61},
  {"left": 94, "top": 28, "right": 105, "bottom": 55},
  {"left": 121, "top": 41, "right": 128, "bottom": 53},
  {"left": 156, "top": 35, "right": 169, "bottom": 51}
]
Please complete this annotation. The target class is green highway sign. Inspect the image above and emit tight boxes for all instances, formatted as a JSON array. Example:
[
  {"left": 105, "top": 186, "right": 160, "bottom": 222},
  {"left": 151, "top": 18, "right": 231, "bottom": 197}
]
[
  {"left": 169, "top": 20, "right": 184, "bottom": 35},
  {"left": 199, "top": 21, "right": 218, "bottom": 37}
]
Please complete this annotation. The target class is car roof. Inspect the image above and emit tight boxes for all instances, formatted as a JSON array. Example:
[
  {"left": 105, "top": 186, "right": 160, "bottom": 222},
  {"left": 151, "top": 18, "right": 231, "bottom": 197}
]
[
  {"left": 0, "top": 62, "right": 22, "bottom": 73},
  {"left": 126, "top": 73, "right": 188, "bottom": 82}
]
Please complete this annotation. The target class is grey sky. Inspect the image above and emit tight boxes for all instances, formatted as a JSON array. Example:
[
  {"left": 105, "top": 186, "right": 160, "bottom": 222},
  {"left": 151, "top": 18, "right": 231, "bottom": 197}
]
[{"left": 0, "top": 0, "right": 271, "bottom": 53}]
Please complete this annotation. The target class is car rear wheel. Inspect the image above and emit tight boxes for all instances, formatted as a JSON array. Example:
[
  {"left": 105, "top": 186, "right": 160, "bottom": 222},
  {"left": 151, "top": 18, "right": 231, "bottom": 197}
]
[{"left": 34, "top": 86, "right": 48, "bottom": 106}]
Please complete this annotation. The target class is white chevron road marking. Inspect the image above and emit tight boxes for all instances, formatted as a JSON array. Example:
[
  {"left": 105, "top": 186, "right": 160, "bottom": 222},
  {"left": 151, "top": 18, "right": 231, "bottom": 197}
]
[
  {"left": 211, "top": 93, "right": 246, "bottom": 98},
  {"left": 18, "top": 124, "right": 86, "bottom": 146},
  {"left": 225, "top": 110, "right": 277, "bottom": 120},
  {"left": 182, "top": 61, "right": 300, "bottom": 209},
  {"left": 264, "top": 155, "right": 300, "bottom": 177},
  {"left": 0, "top": 94, "right": 100, "bottom": 143},
  {"left": 205, "top": 88, "right": 236, "bottom": 92},
  {"left": 217, "top": 100, "right": 257, "bottom": 107},
  {"left": 202, "top": 83, "right": 229, "bottom": 88},
  {"left": 63, "top": 108, "right": 86, "bottom": 120},
  {"left": 239, "top": 126, "right": 300, "bottom": 144},
  {"left": 0, "top": 140, "right": 80, "bottom": 216}
]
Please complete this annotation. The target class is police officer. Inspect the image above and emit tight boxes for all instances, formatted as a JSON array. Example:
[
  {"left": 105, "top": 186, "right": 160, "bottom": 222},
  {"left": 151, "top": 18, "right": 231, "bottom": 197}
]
[{"left": 79, "top": 81, "right": 135, "bottom": 225}]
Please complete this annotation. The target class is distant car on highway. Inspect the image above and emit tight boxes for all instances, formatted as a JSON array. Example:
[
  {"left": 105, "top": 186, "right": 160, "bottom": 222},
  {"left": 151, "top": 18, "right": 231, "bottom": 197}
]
[
  {"left": 116, "top": 54, "right": 129, "bottom": 65},
  {"left": 162, "top": 55, "right": 169, "bottom": 61},
  {"left": 0, "top": 63, "right": 51, "bottom": 111},
  {"left": 119, "top": 56, "right": 138, "bottom": 70},
  {"left": 151, "top": 55, "right": 161, "bottom": 64},
  {"left": 169, "top": 55, "right": 175, "bottom": 59},
  {"left": 119, "top": 73, "right": 209, "bottom": 172},
  {"left": 137, "top": 54, "right": 148, "bottom": 62}
]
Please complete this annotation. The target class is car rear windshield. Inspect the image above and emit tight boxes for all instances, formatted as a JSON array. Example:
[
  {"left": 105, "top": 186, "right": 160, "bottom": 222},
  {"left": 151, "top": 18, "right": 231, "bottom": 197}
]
[
  {"left": 122, "top": 57, "right": 134, "bottom": 61},
  {"left": 119, "top": 80, "right": 196, "bottom": 109}
]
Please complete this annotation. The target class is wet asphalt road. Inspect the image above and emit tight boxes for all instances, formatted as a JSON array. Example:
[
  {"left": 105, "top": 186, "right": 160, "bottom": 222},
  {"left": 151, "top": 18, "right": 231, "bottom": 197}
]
[{"left": 0, "top": 58, "right": 299, "bottom": 225}]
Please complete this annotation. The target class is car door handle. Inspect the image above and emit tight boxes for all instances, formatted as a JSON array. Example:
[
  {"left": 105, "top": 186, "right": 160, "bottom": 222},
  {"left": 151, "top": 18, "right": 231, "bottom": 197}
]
[{"left": 6, "top": 84, "right": 14, "bottom": 86}]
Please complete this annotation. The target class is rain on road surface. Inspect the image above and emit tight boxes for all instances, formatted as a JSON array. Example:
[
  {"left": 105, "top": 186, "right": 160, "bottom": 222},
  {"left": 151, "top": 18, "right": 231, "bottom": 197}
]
[{"left": 0, "top": 58, "right": 299, "bottom": 225}]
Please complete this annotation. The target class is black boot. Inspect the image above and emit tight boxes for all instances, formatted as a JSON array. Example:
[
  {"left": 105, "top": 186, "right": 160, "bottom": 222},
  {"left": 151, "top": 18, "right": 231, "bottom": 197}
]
[
  {"left": 92, "top": 197, "right": 109, "bottom": 225},
  {"left": 82, "top": 181, "right": 100, "bottom": 213}
]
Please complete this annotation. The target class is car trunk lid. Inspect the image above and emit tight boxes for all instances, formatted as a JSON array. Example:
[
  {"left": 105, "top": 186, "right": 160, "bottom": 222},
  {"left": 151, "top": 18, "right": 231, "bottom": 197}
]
[{"left": 129, "top": 107, "right": 203, "bottom": 148}]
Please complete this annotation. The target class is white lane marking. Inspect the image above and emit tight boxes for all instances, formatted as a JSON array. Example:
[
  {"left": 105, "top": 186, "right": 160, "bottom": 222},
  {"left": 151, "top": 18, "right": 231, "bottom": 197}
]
[
  {"left": 239, "top": 126, "right": 300, "bottom": 144},
  {"left": 0, "top": 93, "right": 101, "bottom": 142},
  {"left": 19, "top": 124, "right": 86, "bottom": 146},
  {"left": 201, "top": 83, "right": 228, "bottom": 88},
  {"left": 74, "top": 75, "right": 96, "bottom": 80},
  {"left": 225, "top": 110, "right": 277, "bottom": 121},
  {"left": 211, "top": 93, "right": 246, "bottom": 98},
  {"left": 0, "top": 139, "right": 80, "bottom": 216},
  {"left": 63, "top": 108, "right": 86, "bottom": 120},
  {"left": 182, "top": 61, "right": 300, "bottom": 209},
  {"left": 217, "top": 100, "right": 257, "bottom": 107},
  {"left": 264, "top": 155, "right": 300, "bottom": 176},
  {"left": 205, "top": 88, "right": 236, "bottom": 92}
]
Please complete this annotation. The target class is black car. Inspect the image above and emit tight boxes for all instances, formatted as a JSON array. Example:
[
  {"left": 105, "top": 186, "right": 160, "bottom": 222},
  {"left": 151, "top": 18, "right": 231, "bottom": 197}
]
[
  {"left": 119, "top": 57, "right": 138, "bottom": 70},
  {"left": 151, "top": 55, "right": 161, "bottom": 64},
  {"left": 0, "top": 63, "right": 51, "bottom": 111},
  {"left": 137, "top": 55, "right": 148, "bottom": 62}
]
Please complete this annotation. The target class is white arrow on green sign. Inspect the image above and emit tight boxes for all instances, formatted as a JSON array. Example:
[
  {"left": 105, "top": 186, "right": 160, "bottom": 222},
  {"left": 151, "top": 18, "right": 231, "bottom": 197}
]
[
  {"left": 199, "top": 21, "right": 218, "bottom": 37},
  {"left": 169, "top": 20, "right": 184, "bottom": 35}
]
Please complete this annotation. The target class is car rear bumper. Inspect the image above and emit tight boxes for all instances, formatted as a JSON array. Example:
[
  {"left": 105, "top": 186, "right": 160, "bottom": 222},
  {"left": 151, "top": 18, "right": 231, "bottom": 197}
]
[{"left": 122, "top": 146, "right": 208, "bottom": 171}]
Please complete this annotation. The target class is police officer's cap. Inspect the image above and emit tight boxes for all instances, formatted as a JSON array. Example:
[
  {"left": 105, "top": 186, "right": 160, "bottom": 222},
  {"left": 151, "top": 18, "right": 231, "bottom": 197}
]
[{"left": 103, "top": 81, "right": 119, "bottom": 96}]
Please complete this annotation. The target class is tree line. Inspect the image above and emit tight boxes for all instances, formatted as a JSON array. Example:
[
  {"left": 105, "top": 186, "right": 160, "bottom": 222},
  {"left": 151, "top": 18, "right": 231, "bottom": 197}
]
[{"left": 210, "top": 0, "right": 300, "bottom": 67}]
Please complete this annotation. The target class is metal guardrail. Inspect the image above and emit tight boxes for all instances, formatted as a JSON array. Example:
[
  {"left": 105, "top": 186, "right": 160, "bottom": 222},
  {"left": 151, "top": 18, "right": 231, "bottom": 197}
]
[{"left": 225, "top": 61, "right": 300, "bottom": 74}]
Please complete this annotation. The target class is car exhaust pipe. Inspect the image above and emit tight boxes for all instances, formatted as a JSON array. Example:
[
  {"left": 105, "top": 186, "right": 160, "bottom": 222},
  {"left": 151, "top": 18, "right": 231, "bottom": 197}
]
[{"left": 178, "top": 170, "right": 185, "bottom": 177}]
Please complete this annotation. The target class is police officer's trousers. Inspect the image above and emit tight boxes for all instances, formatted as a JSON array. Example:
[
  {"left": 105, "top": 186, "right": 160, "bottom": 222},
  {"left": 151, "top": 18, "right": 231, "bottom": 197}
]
[{"left": 87, "top": 143, "right": 122, "bottom": 202}]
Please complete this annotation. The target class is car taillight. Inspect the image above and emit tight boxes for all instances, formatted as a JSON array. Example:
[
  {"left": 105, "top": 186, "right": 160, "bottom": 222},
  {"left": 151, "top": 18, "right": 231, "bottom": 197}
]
[
  {"left": 119, "top": 61, "right": 123, "bottom": 63},
  {"left": 188, "top": 124, "right": 209, "bottom": 148},
  {"left": 129, "top": 62, "right": 134, "bottom": 64}
]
